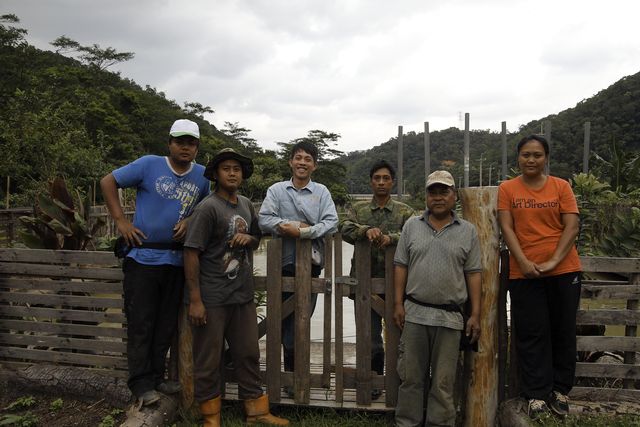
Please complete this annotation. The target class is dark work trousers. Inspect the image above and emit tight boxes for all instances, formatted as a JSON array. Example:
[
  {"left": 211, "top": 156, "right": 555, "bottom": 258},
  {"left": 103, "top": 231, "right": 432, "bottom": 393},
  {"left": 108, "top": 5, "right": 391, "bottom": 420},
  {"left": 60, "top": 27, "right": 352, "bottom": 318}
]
[
  {"left": 191, "top": 301, "right": 263, "bottom": 402},
  {"left": 281, "top": 264, "right": 322, "bottom": 371},
  {"left": 122, "top": 258, "right": 184, "bottom": 398},
  {"left": 353, "top": 294, "right": 385, "bottom": 375},
  {"left": 509, "top": 271, "right": 581, "bottom": 400}
]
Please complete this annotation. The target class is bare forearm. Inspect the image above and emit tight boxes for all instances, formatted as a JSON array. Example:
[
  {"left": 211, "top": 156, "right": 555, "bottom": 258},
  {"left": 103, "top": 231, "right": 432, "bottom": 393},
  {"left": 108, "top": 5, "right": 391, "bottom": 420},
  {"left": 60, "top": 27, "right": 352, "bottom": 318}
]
[
  {"left": 100, "top": 174, "right": 125, "bottom": 221},
  {"left": 498, "top": 211, "right": 528, "bottom": 264},
  {"left": 393, "top": 265, "right": 408, "bottom": 306},
  {"left": 549, "top": 214, "right": 579, "bottom": 263},
  {"left": 183, "top": 248, "right": 202, "bottom": 301},
  {"left": 466, "top": 272, "right": 482, "bottom": 317}
]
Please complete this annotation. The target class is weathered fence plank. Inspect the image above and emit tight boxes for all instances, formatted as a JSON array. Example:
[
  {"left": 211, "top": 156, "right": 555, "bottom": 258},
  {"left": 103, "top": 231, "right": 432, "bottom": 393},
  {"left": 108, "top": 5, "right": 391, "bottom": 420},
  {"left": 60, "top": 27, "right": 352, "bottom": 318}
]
[
  {"left": 582, "top": 284, "right": 640, "bottom": 299},
  {"left": 0, "top": 277, "right": 122, "bottom": 294},
  {"left": 294, "top": 239, "right": 312, "bottom": 404},
  {"left": 0, "top": 291, "right": 123, "bottom": 309},
  {"left": 0, "top": 305, "right": 126, "bottom": 323},
  {"left": 576, "top": 336, "right": 640, "bottom": 352},
  {"left": 577, "top": 309, "right": 640, "bottom": 325},
  {"left": 580, "top": 257, "right": 640, "bottom": 273},
  {"left": 384, "top": 245, "right": 400, "bottom": 407},
  {"left": 354, "top": 239, "right": 372, "bottom": 406},
  {"left": 575, "top": 362, "right": 640, "bottom": 379},
  {"left": 334, "top": 234, "right": 345, "bottom": 404},
  {"left": 0, "top": 248, "right": 119, "bottom": 265},
  {"left": 1, "top": 319, "right": 126, "bottom": 339},
  {"left": 0, "top": 332, "right": 126, "bottom": 353},
  {"left": 0, "top": 262, "right": 122, "bottom": 280},
  {"left": 0, "top": 347, "right": 127, "bottom": 369},
  {"left": 266, "top": 238, "right": 283, "bottom": 402}
]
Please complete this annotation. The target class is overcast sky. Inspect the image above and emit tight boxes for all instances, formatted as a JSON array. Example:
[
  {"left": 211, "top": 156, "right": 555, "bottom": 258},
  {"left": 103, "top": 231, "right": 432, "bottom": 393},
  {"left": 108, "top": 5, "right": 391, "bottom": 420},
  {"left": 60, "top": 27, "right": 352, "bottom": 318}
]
[{"left": 5, "top": 0, "right": 640, "bottom": 153}]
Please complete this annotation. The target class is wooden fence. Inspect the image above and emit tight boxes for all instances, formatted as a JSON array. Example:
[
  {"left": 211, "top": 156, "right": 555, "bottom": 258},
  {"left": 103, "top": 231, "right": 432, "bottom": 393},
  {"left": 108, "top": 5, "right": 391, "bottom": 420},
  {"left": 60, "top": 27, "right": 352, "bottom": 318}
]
[
  {"left": 0, "top": 248, "right": 127, "bottom": 377},
  {"left": 1, "top": 246, "right": 639, "bottom": 417}
]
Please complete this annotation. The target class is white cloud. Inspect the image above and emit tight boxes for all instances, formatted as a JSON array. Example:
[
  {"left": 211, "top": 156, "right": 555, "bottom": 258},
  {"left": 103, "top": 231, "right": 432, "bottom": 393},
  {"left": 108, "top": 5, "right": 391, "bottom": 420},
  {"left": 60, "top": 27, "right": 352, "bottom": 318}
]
[{"left": 4, "top": 0, "right": 640, "bottom": 153}]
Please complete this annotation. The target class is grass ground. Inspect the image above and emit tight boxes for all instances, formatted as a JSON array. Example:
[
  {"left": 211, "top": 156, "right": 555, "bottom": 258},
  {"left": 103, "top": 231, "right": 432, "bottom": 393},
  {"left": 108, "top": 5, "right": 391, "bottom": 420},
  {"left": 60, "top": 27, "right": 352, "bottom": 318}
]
[{"left": 172, "top": 401, "right": 395, "bottom": 426}]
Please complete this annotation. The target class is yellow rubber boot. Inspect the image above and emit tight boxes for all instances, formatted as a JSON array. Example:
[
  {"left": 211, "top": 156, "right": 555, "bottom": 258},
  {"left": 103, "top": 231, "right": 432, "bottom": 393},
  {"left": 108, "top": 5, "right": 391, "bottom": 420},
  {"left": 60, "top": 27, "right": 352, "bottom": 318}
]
[
  {"left": 244, "top": 394, "right": 289, "bottom": 426},
  {"left": 199, "top": 396, "right": 221, "bottom": 427}
]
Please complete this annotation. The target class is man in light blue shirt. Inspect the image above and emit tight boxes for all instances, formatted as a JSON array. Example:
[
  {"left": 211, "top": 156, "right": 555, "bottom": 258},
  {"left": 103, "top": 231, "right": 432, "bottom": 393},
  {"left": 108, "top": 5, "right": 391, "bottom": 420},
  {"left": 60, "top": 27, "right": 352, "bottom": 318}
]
[{"left": 259, "top": 141, "right": 338, "bottom": 375}]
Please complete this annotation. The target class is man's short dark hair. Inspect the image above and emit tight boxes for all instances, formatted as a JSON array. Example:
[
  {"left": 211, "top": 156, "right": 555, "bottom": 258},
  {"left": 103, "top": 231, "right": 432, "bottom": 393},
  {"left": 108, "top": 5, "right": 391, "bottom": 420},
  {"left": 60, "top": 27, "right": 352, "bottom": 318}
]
[
  {"left": 369, "top": 160, "right": 396, "bottom": 180},
  {"left": 290, "top": 141, "right": 318, "bottom": 163}
]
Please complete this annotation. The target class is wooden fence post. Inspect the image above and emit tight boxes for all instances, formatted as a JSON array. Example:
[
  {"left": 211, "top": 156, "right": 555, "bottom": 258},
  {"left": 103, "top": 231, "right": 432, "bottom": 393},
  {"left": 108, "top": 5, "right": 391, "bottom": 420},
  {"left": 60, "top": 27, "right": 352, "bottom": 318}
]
[
  {"left": 458, "top": 187, "right": 501, "bottom": 427},
  {"left": 294, "top": 239, "right": 312, "bottom": 404},
  {"left": 355, "top": 239, "right": 373, "bottom": 405},
  {"left": 384, "top": 245, "right": 400, "bottom": 406},
  {"left": 334, "top": 234, "right": 345, "bottom": 404},
  {"left": 266, "top": 238, "right": 283, "bottom": 402},
  {"left": 178, "top": 305, "right": 195, "bottom": 409}
]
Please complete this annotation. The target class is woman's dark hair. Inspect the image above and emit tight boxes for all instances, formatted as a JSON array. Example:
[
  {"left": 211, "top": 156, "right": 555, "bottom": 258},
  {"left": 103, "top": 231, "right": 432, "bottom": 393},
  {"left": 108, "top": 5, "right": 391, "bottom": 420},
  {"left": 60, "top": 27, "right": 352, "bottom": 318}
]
[
  {"left": 517, "top": 134, "right": 549, "bottom": 156},
  {"left": 290, "top": 141, "right": 318, "bottom": 163},
  {"left": 369, "top": 159, "right": 396, "bottom": 179}
]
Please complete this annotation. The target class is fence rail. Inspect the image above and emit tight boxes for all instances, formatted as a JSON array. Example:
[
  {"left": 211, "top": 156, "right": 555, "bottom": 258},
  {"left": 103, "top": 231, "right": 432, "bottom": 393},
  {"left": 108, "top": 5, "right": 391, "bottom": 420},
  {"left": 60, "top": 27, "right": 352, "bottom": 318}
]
[
  {"left": 0, "top": 248, "right": 126, "bottom": 377},
  {"left": 1, "top": 246, "right": 639, "bottom": 414}
]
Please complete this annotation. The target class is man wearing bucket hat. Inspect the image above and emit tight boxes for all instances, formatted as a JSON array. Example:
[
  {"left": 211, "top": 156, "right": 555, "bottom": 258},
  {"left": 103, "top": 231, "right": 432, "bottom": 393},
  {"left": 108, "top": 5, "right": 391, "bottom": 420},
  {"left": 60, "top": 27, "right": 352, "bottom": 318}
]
[
  {"left": 100, "top": 119, "right": 210, "bottom": 406},
  {"left": 184, "top": 148, "right": 289, "bottom": 426},
  {"left": 393, "top": 170, "right": 482, "bottom": 426}
]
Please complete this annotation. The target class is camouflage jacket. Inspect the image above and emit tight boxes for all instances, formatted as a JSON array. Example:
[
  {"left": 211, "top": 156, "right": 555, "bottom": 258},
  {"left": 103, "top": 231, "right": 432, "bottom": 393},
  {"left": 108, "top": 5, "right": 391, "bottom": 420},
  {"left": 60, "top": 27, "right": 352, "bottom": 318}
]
[{"left": 339, "top": 198, "right": 415, "bottom": 278}]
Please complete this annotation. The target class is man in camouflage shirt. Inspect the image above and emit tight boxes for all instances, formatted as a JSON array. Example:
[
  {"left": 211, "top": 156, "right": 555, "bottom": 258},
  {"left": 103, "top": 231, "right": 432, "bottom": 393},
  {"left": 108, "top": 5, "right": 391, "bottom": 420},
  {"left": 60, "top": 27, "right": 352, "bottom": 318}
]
[{"left": 339, "top": 159, "right": 415, "bottom": 398}]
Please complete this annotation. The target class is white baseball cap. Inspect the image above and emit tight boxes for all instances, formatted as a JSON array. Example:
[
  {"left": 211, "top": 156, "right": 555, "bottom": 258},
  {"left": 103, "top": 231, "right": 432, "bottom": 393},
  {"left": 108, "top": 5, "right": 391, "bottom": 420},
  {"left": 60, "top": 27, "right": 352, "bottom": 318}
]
[{"left": 169, "top": 119, "right": 200, "bottom": 139}]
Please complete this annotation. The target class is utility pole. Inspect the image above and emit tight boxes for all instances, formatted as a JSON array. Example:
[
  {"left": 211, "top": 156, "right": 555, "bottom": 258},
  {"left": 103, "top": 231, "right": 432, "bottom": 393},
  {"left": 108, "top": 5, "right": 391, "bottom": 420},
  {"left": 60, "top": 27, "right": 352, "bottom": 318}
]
[
  {"left": 501, "top": 121, "right": 507, "bottom": 181},
  {"left": 397, "top": 126, "right": 403, "bottom": 199},
  {"left": 464, "top": 113, "right": 470, "bottom": 187},
  {"left": 424, "top": 122, "right": 430, "bottom": 180},
  {"left": 583, "top": 121, "right": 591, "bottom": 174}
]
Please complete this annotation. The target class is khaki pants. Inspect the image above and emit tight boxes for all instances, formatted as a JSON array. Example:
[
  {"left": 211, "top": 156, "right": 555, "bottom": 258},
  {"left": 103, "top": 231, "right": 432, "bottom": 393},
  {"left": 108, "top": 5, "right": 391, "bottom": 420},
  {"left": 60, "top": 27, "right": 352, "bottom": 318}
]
[
  {"left": 395, "top": 322, "right": 460, "bottom": 427},
  {"left": 191, "top": 301, "right": 263, "bottom": 402}
]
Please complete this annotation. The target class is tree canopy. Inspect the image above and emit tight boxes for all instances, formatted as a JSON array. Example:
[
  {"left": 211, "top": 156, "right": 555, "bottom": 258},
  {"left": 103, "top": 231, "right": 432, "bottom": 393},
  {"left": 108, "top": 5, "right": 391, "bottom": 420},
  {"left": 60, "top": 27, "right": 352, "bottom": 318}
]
[{"left": 0, "top": 17, "right": 349, "bottom": 207}]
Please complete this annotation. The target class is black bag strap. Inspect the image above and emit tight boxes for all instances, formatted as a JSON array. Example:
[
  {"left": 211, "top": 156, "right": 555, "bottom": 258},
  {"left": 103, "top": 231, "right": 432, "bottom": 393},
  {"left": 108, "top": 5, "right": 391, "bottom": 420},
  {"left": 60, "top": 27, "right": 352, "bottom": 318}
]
[{"left": 405, "top": 294, "right": 462, "bottom": 314}]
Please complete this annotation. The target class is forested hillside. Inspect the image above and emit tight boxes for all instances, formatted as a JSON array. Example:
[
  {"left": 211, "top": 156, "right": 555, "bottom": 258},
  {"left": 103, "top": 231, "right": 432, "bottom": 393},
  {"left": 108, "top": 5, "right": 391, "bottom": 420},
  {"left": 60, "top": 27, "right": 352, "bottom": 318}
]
[
  {"left": 340, "top": 71, "right": 640, "bottom": 194},
  {"left": 0, "top": 15, "right": 348, "bottom": 207}
]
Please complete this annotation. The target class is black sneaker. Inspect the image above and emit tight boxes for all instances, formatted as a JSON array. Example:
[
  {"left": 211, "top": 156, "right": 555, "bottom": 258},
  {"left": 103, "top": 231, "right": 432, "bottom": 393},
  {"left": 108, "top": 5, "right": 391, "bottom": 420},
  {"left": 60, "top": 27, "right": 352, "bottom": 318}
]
[
  {"left": 156, "top": 380, "right": 182, "bottom": 395},
  {"left": 527, "top": 398, "right": 550, "bottom": 419},
  {"left": 138, "top": 389, "right": 161, "bottom": 406},
  {"left": 549, "top": 391, "right": 569, "bottom": 416}
]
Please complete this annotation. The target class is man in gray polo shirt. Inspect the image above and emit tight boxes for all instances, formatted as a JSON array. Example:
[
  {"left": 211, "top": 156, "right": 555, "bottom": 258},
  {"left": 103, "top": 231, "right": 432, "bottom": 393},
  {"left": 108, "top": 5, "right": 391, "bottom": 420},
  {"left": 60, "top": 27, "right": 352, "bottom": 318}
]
[{"left": 393, "top": 170, "right": 482, "bottom": 427}]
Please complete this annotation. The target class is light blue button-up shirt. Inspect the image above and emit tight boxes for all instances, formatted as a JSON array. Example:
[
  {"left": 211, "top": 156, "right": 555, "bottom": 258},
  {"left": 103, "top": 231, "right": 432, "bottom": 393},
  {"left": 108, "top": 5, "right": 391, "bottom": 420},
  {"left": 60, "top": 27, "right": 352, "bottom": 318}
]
[{"left": 259, "top": 178, "right": 338, "bottom": 268}]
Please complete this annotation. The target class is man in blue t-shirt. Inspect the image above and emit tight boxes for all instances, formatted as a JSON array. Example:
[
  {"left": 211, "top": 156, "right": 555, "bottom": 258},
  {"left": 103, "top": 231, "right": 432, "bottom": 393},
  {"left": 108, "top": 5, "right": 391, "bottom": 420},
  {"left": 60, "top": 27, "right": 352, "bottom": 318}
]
[{"left": 100, "top": 119, "right": 210, "bottom": 405}]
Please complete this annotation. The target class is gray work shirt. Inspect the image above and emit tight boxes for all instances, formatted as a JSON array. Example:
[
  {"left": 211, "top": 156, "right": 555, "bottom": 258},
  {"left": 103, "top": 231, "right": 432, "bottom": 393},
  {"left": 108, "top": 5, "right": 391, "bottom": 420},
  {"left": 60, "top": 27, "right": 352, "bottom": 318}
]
[{"left": 394, "top": 210, "right": 482, "bottom": 330}]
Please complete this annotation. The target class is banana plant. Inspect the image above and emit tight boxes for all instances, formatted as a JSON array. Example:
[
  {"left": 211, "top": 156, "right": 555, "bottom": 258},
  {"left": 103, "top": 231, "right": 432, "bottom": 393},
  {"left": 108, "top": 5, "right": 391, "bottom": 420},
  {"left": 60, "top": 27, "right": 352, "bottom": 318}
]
[{"left": 18, "top": 177, "right": 104, "bottom": 250}]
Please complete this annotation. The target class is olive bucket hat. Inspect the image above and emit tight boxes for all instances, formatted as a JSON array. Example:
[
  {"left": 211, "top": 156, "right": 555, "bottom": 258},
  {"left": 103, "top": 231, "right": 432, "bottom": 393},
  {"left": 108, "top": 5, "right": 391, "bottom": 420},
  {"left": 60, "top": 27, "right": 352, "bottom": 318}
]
[{"left": 204, "top": 148, "right": 254, "bottom": 181}]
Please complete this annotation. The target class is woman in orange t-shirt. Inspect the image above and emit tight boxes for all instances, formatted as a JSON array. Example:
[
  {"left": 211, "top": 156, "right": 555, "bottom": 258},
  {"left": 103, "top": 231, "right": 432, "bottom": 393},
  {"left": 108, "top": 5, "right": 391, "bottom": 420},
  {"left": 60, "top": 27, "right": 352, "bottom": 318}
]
[{"left": 498, "top": 135, "right": 581, "bottom": 420}]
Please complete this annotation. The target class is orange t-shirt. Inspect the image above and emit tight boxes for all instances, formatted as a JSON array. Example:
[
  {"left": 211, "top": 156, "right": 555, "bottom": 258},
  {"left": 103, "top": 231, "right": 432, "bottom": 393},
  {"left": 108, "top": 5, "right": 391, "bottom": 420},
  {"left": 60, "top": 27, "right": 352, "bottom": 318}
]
[{"left": 498, "top": 175, "right": 581, "bottom": 279}]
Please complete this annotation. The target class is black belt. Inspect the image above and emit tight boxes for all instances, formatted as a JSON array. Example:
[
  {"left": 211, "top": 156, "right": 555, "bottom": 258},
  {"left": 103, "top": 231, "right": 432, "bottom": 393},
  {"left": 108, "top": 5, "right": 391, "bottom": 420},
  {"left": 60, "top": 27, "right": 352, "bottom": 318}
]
[
  {"left": 136, "top": 242, "right": 184, "bottom": 250},
  {"left": 405, "top": 295, "right": 462, "bottom": 314},
  {"left": 114, "top": 237, "right": 183, "bottom": 258}
]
